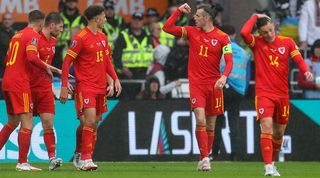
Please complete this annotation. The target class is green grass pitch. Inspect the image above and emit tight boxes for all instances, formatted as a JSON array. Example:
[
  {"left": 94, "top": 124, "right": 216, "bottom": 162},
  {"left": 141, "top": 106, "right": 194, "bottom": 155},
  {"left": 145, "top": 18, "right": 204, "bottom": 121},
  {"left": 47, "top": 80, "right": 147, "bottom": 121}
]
[{"left": 0, "top": 162, "right": 319, "bottom": 178}]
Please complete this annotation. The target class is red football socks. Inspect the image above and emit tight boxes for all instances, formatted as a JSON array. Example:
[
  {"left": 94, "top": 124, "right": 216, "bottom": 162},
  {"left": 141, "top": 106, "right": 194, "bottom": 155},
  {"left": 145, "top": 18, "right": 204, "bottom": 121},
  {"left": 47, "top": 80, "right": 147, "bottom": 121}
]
[
  {"left": 75, "top": 125, "right": 82, "bottom": 153},
  {"left": 207, "top": 129, "right": 215, "bottom": 155},
  {"left": 44, "top": 129, "right": 56, "bottom": 159},
  {"left": 260, "top": 133, "right": 273, "bottom": 164},
  {"left": 81, "top": 125, "right": 94, "bottom": 160},
  {"left": 272, "top": 137, "right": 283, "bottom": 161},
  {"left": 195, "top": 125, "right": 208, "bottom": 160},
  {"left": 18, "top": 127, "right": 32, "bottom": 163},
  {"left": 0, "top": 122, "right": 16, "bottom": 150}
]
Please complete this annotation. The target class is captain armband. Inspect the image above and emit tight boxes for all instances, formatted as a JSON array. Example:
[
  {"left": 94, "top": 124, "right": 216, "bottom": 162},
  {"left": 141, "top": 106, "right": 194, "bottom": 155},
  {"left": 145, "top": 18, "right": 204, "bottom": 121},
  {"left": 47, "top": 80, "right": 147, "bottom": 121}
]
[{"left": 222, "top": 44, "right": 232, "bottom": 54}]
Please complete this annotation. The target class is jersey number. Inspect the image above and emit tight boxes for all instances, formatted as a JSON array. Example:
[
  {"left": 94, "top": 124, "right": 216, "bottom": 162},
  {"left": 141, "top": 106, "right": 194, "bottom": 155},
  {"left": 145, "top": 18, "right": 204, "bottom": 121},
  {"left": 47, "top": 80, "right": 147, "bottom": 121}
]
[
  {"left": 6, "top": 41, "right": 20, "bottom": 66},
  {"left": 198, "top": 45, "right": 208, "bottom": 57},
  {"left": 282, "top": 105, "right": 289, "bottom": 117},
  {"left": 268, "top": 55, "right": 279, "bottom": 67},
  {"left": 96, "top": 50, "right": 104, "bottom": 62},
  {"left": 215, "top": 97, "right": 222, "bottom": 109}
]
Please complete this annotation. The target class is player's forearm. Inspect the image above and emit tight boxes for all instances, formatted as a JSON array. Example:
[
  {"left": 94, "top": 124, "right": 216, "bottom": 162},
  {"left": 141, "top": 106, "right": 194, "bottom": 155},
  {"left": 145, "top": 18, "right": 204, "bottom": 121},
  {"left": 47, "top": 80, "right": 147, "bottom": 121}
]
[
  {"left": 293, "top": 55, "right": 310, "bottom": 74},
  {"left": 298, "top": 71, "right": 316, "bottom": 89},
  {"left": 61, "top": 55, "right": 73, "bottom": 87},
  {"left": 240, "top": 15, "right": 257, "bottom": 44},
  {"left": 106, "top": 59, "right": 118, "bottom": 80},
  {"left": 27, "top": 50, "right": 48, "bottom": 70},
  {"left": 222, "top": 53, "right": 233, "bottom": 77},
  {"left": 162, "top": 9, "right": 183, "bottom": 37}
]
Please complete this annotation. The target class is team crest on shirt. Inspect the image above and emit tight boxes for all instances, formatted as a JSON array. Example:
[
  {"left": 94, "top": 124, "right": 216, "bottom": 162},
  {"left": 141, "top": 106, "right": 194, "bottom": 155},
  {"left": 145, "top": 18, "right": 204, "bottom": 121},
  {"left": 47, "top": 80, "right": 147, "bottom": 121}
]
[
  {"left": 102, "top": 40, "right": 106, "bottom": 47},
  {"left": 211, "top": 39, "right": 218, "bottom": 46},
  {"left": 278, "top": 47, "right": 285, "bottom": 54},
  {"left": 191, "top": 98, "right": 196, "bottom": 104},
  {"left": 258, "top": 108, "right": 264, "bottom": 114},
  {"left": 71, "top": 40, "right": 77, "bottom": 48},
  {"left": 84, "top": 98, "right": 90, "bottom": 104},
  {"left": 31, "top": 38, "right": 38, "bottom": 45}
]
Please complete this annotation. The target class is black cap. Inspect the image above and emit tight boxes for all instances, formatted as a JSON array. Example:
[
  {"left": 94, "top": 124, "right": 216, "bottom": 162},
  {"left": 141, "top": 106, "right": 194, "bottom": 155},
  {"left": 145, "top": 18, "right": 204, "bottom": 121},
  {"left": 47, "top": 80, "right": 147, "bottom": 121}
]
[
  {"left": 103, "top": 0, "right": 115, "bottom": 9},
  {"left": 146, "top": 8, "right": 159, "bottom": 17},
  {"left": 132, "top": 12, "right": 144, "bottom": 19}
]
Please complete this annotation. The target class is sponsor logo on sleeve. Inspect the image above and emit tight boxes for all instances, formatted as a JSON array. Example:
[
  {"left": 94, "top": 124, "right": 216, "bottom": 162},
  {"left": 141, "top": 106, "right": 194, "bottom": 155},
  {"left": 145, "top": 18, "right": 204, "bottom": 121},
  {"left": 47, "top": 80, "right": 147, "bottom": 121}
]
[
  {"left": 71, "top": 40, "right": 77, "bottom": 48},
  {"left": 31, "top": 38, "right": 38, "bottom": 45}
]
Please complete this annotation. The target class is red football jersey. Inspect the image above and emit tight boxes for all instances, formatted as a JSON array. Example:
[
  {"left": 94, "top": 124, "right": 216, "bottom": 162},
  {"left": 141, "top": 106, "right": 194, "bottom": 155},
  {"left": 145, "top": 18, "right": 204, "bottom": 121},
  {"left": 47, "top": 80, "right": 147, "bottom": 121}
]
[
  {"left": 63, "top": 27, "right": 112, "bottom": 94},
  {"left": 162, "top": 9, "right": 233, "bottom": 85},
  {"left": 2, "top": 27, "right": 42, "bottom": 92},
  {"left": 241, "top": 15, "right": 309, "bottom": 97},
  {"left": 30, "top": 32, "right": 57, "bottom": 92}
]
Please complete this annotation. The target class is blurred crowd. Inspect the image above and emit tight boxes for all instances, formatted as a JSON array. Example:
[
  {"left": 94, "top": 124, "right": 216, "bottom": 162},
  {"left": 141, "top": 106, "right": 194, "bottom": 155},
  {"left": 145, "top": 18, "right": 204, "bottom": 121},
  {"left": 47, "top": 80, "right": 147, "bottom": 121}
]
[{"left": 0, "top": 0, "right": 320, "bottom": 99}]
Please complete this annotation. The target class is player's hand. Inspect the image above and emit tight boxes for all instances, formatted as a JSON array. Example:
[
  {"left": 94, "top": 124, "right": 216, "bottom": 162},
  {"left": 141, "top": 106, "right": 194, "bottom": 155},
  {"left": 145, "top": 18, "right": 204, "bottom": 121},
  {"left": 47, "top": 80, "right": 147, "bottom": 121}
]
[
  {"left": 255, "top": 13, "right": 271, "bottom": 20},
  {"left": 122, "top": 67, "right": 133, "bottom": 78},
  {"left": 60, "top": 87, "right": 69, "bottom": 104},
  {"left": 114, "top": 79, "right": 122, "bottom": 97},
  {"left": 178, "top": 3, "right": 191, "bottom": 14},
  {"left": 67, "top": 82, "right": 74, "bottom": 94},
  {"left": 304, "top": 71, "right": 313, "bottom": 81},
  {"left": 214, "top": 75, "right": 227, "bottom": 90},
  {"left": 106, "top": 84, "right": 114, "bottom": 97}
]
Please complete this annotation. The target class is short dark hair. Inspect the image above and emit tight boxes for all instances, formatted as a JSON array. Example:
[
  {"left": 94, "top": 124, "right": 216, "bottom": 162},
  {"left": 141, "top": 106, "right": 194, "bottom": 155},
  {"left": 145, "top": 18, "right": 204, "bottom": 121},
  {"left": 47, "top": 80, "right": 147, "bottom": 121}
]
[
  {"left": 256, "top": 17, "right": 272, "bottom": 29},
  {"left": 44, "top": 12, "right": 63, "bottom": 27},
  {"left": 197, "top": 4, "right": 218, "bottom": 21},
  {"left": 84, "top": 5, "right": 105, "bottom": 21},
  {"left": 28, "top": 10, "right": 45, "bottom": 23},
  {"left": 220, "top": 24, "right": 235, "bottom": 35}
]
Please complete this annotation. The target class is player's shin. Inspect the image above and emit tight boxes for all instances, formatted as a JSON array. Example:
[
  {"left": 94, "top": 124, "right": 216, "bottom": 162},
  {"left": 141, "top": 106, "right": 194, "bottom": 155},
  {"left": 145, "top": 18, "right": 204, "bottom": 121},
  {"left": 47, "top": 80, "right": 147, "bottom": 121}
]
[
  {"left": 0, "top": 122, "right": 17, "bottom": 150},
  {"left": 18, "top": 128, "right": 32, "bottom": 163},
  {"left": 44, "top": 129, "right": 56, "bottom": 159},
  {"left": 80, "top": 125, "right": 95, "bottom": 160},
  {"left": 260, "top": 133, "right": 273, "bottom": 164},
  {"left": 195, "top": 125, "right": 209, "bottom": 160},
  {"left": 272, "top": 136, "right": 283, "bottom": 161}
]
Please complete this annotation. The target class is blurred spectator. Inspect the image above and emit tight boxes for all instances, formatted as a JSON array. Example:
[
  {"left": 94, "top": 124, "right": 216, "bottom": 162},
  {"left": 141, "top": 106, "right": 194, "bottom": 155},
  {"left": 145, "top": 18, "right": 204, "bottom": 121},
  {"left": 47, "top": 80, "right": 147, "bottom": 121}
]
[
  {"left": 298, "top": 39, "right": 320, "bottom": 98},
  {"left": 212, "top": 24, "right": 251, "bottom": 161},
  {"left": 212, "top": 3, "right": 224, "bottom": 27},
  {"left": 165, "top": 37, "right": 189, "bottom": 80},
  {"left": 58, "top": 0, "right": 66, "bottom": 12},
  {"left": 102, "top": 0, "right": 126, "bottom": 50},
  {"left": 299, "top": 0, "right": 320, "bottom": 49},
  {"left": 145, "top": 8, "right": 161, "bottom": 34},
  {"left": 147, "top": 44, "right": 181, "bottom": 95},
  {"left": 54, "top": 0, "right": 86, "bottom": 69},
  {"left": 150, "top": 22, "right": 161, "bottom": 46},
  {"left": 136, "top": 76, "right": 165, "bottom": 100},
  {"left": 113, "top": 12, "right": 154, "bottom": 98},
  {"left": 0, "top": 13, "right": 16, "bottom": 78}
]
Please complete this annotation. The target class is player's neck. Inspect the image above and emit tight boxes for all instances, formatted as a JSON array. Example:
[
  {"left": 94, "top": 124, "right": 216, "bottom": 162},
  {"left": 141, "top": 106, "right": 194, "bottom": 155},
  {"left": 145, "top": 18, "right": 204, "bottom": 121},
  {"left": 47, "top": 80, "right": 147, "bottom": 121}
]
[
  {"left": 27, "top": 24, "right": 40, "bottom": 33},
  {"left": 202, "top": 23, "right": 214, "bottom": 33},
  {"left": 87, "top": 23, "right": 99, "bottom": 35},
  {"left": 42, "top": 28, "right": 51, "bottom": 40}
]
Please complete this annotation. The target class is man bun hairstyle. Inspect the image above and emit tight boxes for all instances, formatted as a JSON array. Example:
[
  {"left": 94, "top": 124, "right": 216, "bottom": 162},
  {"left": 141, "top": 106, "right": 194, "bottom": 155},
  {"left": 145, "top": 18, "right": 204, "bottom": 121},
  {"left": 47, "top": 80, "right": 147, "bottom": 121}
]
[
  {"left": 28, "top": 10, "right": 45, "bottom": 23},
  {"left": 45, "top": 12, "right": 63, "bottom": 27},
  {"left": 197, "top": 4, "right": 218, "bottom": 21},
  {"left": 84, "top": 5, "right": 105, "bottom": 21},
  {"left": 256, "top": 17, "right": 272, "bottom": 29}
]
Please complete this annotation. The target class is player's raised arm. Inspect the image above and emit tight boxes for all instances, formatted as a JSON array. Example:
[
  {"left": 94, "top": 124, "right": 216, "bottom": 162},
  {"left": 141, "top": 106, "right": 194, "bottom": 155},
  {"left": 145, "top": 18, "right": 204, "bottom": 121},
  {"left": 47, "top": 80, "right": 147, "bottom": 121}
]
[
  {"left": 240, "top": 14, "right": 271, "bottom": 47},
  {"left": 162, "top": 3, "right": 191, "bottom": 38}
]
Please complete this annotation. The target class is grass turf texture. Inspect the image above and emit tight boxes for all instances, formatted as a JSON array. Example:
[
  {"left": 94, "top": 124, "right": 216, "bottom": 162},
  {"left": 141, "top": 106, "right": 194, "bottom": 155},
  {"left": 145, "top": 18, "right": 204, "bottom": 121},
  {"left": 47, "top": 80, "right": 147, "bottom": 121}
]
[{"left": 0, "top": 162, "right": 319, "bottom": 178}]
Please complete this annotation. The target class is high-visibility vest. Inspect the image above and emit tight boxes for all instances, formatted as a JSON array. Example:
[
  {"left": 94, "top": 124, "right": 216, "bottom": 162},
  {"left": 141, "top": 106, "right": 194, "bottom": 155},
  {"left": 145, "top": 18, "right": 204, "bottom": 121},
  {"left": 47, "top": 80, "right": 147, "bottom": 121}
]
[
  {"left": 103, "top": 15, "right": 123, "bottom": 50},
  {"left": 121, "top": 30, "right": 154, "bottom": 68},
  {"left": 159, "top": 22, "right": 175, "bottom": 47},
  {"left": 57, "top": 13, "right": 84, "bottom": 47}
]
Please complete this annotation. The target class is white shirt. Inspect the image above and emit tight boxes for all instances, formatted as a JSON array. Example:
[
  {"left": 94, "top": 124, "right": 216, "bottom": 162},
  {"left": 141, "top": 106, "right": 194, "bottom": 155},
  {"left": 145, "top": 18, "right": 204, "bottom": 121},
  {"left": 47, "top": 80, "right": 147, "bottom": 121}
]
[{"left": 299, "top": 0, "right": 320, "bottom": 45}]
